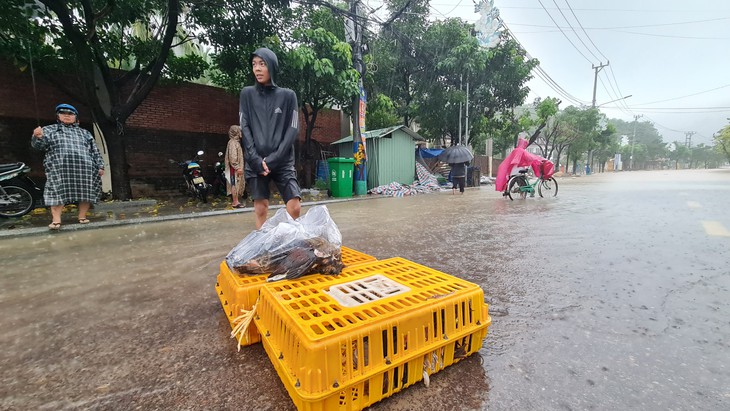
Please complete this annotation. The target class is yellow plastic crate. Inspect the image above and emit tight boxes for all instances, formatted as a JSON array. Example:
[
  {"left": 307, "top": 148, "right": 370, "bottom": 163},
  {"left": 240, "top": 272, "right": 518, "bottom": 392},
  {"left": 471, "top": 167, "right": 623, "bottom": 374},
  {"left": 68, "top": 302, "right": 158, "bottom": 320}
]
[
  {"left": 215, "top": 246, "right": 377, "bottom": 346},
  {"left": 254, "top": 257, "right": 491, "bottom": 411}
]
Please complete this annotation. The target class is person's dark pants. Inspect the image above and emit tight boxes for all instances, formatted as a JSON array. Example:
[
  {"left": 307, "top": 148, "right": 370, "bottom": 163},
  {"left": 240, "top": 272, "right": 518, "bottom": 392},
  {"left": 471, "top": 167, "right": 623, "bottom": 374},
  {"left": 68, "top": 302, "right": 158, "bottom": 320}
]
[
  {"left": 246, "top": 166, "right": 301, "bottom": 203},
  {"left": 453, "top": 176, "right": 465, "bottom": 193}
]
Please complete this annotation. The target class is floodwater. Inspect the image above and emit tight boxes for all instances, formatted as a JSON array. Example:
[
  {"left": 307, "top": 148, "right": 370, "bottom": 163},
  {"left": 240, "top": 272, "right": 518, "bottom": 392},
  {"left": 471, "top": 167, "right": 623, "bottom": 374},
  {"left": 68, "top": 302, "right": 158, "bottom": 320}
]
[{"left": 1, "top": 169, "right": 728, "bottom": 410}]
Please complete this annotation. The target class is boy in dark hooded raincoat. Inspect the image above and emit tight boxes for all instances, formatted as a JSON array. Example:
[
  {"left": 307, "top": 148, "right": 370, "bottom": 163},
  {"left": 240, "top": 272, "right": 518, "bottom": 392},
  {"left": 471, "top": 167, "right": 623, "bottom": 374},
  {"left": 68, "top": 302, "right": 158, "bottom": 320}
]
[{"left": 239, "top": 47, "right": 302, "bottom": 229}]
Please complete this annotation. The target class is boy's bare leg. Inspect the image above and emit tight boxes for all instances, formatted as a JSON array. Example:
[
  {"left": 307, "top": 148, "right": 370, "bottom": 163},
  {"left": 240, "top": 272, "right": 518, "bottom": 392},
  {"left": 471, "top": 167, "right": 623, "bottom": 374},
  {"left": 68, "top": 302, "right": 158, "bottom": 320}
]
[
  {"left": 254, "top": 199, "right": 269, "bottom": 229},
  {"left": 286, "top": 198, "right": 301, "bottom": 220}
]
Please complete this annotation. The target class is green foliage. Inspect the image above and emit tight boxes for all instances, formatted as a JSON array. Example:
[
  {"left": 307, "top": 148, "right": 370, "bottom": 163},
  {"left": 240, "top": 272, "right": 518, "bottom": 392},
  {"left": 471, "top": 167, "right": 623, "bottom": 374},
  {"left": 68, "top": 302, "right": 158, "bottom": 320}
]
[
  {"left": 714, "top": 124, "right": 730, "bottom": 162},
  {"left": 280, "top": 9, "right": 360, "bottom": 125},
  {"left": 192, "top": 0, "right": 292, "bottom": 92},
  {"left": 0, "top": 0, "right": 210, "bottom": 199},
  {"left": 366, "top": 13, "right": 536, "bottom": 148},
  {"left": 366, "top": 94, "right": 401, "bottom": 130},
  {"left": 163, "top": 53, "right": 209, "bottom": 83},
  {"left": 607, "top": 118, "right": 668, "bottom": 168},
  {"left": 367, "top": 0, "right": 430, "bottom": 127}
]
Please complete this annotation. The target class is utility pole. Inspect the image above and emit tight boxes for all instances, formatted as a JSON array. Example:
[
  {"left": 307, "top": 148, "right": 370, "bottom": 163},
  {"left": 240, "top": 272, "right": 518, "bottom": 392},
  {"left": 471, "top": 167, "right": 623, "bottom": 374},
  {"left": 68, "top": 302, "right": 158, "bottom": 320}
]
[
  {"left": 630, "top": 114, "right": 642, "bottom": 170},
  {"left": 588, "top": 62, "right": 608, "bottom": 171},
  {"left": 685, "top": 131, "right": 695, "bottom": 148},
  {"left": 591, "top": 62, "right": 609, "bottom": 108},
  {"left": 346, "top": 0, "right": 367, "bottom": 195},
  {"left": 465, "top": 76, "right": 470, "bottom": 147},
  {"left": 458, "top": 74, "right": 462, "bottom": 145}
]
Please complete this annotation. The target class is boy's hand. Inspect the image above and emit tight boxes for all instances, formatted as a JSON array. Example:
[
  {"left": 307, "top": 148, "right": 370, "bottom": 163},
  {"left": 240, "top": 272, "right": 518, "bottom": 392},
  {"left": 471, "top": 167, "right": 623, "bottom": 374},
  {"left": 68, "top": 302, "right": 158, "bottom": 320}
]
[
  {"left": 33, "top": 127, "right": 43, "bottom": 138},
  {"left": 261, "top": 159, "right": 270, "bottom": 176}
]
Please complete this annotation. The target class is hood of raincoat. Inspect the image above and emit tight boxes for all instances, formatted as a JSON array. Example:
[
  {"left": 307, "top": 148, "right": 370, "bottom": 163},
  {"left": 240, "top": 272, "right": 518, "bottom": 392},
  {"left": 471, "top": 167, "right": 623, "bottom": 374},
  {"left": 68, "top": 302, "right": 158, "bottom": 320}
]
[
  {"left": 494, "top": 137, "right": 545, "bottom": 192},
  {"left": 228, "top": 125, "right": 241, "bottom": 141},
  {"left": 516, "top": 136, "right": 529, "bottom": 150},
  {"left": 251, "top": 47, "right": 279, "bottom": 88}
]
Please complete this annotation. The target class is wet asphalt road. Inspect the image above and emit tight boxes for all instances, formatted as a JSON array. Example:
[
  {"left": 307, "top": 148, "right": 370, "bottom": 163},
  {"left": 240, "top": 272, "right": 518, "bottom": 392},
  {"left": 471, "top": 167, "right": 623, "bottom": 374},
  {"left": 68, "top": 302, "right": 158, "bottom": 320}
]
[{"left": 1, "top": 169, "right": 728, "bottom": 410}]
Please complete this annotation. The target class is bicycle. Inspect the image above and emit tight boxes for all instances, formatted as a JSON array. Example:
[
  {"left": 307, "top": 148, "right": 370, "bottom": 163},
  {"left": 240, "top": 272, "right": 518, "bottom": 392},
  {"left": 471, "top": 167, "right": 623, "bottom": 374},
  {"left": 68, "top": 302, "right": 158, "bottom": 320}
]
[{"left": 505, "top": 169, "right": 558, "bottom": 200}]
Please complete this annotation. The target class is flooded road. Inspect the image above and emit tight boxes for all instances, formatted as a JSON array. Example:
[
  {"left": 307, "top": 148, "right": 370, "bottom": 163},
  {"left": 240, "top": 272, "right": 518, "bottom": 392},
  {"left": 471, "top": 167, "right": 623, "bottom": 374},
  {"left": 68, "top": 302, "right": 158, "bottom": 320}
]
[{"left": 1, "top": 169, "right": 729, "bottom": 410}]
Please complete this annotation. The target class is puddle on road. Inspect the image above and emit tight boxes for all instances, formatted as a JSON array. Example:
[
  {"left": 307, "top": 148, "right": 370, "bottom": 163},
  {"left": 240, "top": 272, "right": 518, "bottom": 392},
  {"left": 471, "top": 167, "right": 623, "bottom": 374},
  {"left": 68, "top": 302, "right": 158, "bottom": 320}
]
[{"left": 3, "top": 172, "right": 729, "bottom": 410}]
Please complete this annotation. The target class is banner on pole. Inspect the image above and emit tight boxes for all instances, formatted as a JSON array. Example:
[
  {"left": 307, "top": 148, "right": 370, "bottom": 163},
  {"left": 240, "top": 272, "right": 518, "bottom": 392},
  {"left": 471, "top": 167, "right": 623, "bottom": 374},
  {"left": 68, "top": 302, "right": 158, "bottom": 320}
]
[{"left": 354, "top": 85, "right": 367, "bottom": 182}]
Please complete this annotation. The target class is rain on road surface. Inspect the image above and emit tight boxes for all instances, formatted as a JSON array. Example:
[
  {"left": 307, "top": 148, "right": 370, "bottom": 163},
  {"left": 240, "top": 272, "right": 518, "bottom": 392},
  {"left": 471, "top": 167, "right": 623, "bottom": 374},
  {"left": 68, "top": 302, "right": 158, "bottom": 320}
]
[{"left": 1, "top": 169, "right": 728, "bottom": 410}]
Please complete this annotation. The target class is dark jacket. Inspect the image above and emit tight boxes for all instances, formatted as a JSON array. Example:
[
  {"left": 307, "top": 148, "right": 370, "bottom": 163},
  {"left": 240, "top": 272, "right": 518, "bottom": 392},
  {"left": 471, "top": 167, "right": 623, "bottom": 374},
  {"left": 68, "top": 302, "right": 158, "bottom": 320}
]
[
  {"left": 450, "top": 161, "right": 468, "bottom": 178},
  {"left": 239, "top": 47, "right": 299, "bottom": 177}
]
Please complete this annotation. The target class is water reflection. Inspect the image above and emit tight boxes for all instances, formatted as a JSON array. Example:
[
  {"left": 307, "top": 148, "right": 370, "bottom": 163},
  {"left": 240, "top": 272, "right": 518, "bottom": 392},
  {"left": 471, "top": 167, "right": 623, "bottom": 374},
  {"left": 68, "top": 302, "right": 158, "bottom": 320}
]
[{"left": 2, "top": 172, "right": 729, "bottom": 410}]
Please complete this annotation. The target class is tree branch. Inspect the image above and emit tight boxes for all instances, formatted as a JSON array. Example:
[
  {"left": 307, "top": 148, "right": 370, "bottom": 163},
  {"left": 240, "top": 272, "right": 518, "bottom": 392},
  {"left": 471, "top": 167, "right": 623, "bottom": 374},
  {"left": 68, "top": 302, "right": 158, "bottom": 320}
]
[
  {"left": 95, "top": 0, "right": 115, "bottom": 21},
  {"left": 40, "top": 1, "right": 104, "bottom": 115},
  {"left": 381, "top": 0, "right": 412, "bottom": 29},
  {"left": 118, "top": 0, "right": 180, "bottom": 121}
]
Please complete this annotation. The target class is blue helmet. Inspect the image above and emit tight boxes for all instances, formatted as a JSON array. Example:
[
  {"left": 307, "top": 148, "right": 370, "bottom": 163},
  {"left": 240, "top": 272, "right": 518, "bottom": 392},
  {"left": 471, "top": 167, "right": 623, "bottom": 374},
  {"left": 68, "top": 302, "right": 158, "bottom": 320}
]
[{"left": 55, "top": 103, "right": 78, "bottom": 115}]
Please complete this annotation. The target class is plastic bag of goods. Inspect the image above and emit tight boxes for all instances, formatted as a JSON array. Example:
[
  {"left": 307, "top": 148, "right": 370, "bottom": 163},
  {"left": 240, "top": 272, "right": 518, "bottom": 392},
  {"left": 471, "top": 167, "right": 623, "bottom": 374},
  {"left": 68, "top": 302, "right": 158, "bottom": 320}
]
[{"left": 225, "top": 205, "right": 344, "bottom": 282}]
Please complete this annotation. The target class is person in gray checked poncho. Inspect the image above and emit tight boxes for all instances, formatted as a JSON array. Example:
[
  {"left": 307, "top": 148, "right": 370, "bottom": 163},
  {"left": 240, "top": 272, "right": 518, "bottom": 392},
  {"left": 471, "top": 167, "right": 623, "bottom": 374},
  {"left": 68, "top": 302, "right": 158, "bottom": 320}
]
[{"left": 31, "top": 104, "right": 105, "bottom": 230}]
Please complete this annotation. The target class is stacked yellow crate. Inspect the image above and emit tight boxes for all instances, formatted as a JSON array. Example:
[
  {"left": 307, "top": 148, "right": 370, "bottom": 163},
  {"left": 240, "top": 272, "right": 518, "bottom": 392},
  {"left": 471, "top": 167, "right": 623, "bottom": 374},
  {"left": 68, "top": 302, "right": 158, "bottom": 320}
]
[
  {"left": 254, "top": 257, "right": 491, "bottom": 410},
  {"left": 215, "top": 246, "right": 378, "bottom": 346}
]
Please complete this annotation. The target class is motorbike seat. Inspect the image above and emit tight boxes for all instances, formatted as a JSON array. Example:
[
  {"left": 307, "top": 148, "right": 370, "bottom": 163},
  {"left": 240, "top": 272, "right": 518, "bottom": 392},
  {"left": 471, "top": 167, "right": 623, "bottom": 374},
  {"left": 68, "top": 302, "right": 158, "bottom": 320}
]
[{"left": 0, "top": 162, "right": 24, "bottom": 175}]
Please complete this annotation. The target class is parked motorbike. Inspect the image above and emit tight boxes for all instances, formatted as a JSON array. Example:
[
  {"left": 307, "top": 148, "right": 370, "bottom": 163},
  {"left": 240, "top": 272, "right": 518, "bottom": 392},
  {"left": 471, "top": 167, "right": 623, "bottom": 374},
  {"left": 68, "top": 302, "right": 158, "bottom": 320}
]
[
  {"left": 210, "top": 151, "right": 227, "bottom": 197},
  {"left": 170, "top": 150, "right": 209, "bottom": 203},
  {"left": 0, "top": 162, "right": 44, "bottom": 218}
]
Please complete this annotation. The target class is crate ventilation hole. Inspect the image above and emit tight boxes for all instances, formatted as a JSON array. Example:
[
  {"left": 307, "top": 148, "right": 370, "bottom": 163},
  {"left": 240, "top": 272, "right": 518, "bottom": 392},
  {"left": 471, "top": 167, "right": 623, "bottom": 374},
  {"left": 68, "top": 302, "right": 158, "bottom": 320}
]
[{"left": 323, "top": 274, "right": 410, "bottom": 307}]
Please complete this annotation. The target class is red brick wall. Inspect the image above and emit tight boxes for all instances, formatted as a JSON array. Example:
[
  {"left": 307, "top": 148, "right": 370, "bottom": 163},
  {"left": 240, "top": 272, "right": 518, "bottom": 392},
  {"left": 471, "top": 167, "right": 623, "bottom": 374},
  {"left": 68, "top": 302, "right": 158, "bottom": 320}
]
[
  {"left": 0, "top": 60, "right": 346, "bottom": 140},
  {"left": 0, "top": 62, "right": 90, "bottom": 124},
  {"left": 126, "top": 81, "right": 238, "bottom": 134},
  {"left": 0, "top": 60, "right": 347, "bottom": 192}
]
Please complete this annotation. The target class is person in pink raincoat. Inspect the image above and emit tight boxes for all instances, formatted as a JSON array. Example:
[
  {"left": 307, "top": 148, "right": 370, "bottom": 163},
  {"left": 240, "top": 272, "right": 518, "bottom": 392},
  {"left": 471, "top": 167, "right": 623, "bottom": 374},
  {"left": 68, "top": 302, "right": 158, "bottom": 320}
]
[{"left": 495, "top": 134, "right": 544, "bottom": 194}]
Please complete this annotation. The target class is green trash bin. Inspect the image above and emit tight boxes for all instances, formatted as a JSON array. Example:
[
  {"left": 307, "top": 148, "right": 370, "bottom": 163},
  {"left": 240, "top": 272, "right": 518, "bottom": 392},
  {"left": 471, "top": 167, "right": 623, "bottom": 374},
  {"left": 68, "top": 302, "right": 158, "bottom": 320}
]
[{"left": 327, "top": 157, "right": 355, "bottom": 198}]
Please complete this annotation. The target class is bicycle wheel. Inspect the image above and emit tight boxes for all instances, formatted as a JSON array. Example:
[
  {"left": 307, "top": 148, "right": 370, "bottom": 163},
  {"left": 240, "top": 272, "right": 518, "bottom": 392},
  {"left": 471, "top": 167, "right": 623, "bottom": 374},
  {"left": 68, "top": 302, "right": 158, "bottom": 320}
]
[
  {"left": 0, "top": 185, "right": 35, "bottom": 217},
  {"left": 506, "top": 175, "right": 527, "bottom": 201},
  {"left": 538, "top": 178, "right": 558, "bottom": 198}
]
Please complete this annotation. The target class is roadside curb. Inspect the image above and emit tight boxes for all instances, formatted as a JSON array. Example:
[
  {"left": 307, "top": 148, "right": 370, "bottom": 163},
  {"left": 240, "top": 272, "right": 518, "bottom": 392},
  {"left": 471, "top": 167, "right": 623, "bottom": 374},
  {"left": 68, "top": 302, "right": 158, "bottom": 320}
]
[{"left": 0, "top": 196, "right": 368, "bottom": 239}]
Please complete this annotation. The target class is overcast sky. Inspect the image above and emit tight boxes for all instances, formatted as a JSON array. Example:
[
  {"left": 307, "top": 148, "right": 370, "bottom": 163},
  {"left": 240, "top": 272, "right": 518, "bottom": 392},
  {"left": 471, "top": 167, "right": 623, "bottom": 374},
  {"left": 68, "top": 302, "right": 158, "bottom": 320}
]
[{"left": 366, "top": 0, "right": 730, "bottom": 146}]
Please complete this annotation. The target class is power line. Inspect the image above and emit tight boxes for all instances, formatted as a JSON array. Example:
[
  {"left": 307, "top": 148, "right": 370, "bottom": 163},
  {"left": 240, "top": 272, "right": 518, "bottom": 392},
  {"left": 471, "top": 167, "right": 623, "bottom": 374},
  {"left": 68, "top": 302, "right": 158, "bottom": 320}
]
[
  {"left": 643, "top": 116, "right": 686, "bottom": 133},
  {"left": 608, "top": 30, "right": 730, "bottom": 40},
  {"left": 627, "top": 106, "right": 730, "bottom": 110},
  {"left": 433, "top": 0, "right": 465, "bottom": 17},
  {"left": 506, "top": 28, "right": 730, "bottom": 40},
  {"left": 632, "top": 84, "right": 730, "bottom": 106},
  {"left": 564, "top": 0, "right": 609, "bottom": 62},
  {"left": 499, "top": 17, "right": 588, "bottom": 106},
  {"left": 605, "top": 66, "right": 633, "bottom": 112},
  {"left": 536, "top": 0, "right": 594, "bottom": 64},
  {"left": 508, "top": 16, "right": 730, "bottom": 30},
  {"left": 551, "top": 0, "right": 602, "bottom": 62},
  {"left": 551, "top": 1, "right": 635, "bottom": 118},
  {"left": 481, "top": 6, "right": 730, "bottom": 13}
]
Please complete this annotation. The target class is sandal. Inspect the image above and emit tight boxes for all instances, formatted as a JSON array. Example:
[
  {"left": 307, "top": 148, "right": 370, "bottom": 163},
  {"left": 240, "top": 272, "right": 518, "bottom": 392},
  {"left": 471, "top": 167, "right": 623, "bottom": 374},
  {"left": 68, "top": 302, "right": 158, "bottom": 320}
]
[
  {"left": 48, "top": 222, "right": 61, "bottom": 230},
  {"left": 232, "top": 204, "right": 245, "bottom": 208},
  {"left": 78, "top": 218, "right": 90, "bottom": 224}
]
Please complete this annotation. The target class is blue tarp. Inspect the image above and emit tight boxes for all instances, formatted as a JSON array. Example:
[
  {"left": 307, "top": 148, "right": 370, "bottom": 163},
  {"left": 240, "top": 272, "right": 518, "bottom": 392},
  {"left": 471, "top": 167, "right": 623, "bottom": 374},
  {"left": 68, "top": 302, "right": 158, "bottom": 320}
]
[{"left": 416, "top": 148, "right": 443, "bottom": 159}]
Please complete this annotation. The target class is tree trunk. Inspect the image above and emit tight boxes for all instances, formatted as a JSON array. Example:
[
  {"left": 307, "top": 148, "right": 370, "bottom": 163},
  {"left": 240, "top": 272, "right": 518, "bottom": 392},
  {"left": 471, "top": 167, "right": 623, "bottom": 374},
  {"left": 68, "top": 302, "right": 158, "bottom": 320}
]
[
  {"left": 301, "top": 106, "right": 319, "bottom": 189},
  {"left": 97, "top": 119, "right": 132, "bottom": 200}
]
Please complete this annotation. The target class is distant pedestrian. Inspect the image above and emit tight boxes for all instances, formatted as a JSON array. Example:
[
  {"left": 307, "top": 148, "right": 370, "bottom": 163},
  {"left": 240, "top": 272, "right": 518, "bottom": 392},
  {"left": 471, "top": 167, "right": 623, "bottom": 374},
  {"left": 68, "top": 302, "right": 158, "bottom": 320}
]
[
  {"left": 239, "top": 47, "right": 301, "bottom": 229},
  {"left": 225, "top": 125, "right": 245, "bottom": 208},
  {"left": 31, "top": 103, "right": 105, "bottom": 230},
  {"left": 450, "top": 161, "right": 468, "bottom": 194}
]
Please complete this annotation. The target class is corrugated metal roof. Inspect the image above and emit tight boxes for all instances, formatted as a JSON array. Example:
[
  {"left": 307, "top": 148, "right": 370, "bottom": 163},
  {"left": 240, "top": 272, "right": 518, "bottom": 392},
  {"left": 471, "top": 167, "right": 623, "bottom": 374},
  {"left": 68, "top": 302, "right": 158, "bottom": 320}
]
[{"left": 330, "top": 125, "right": 425, "bottom": 145}]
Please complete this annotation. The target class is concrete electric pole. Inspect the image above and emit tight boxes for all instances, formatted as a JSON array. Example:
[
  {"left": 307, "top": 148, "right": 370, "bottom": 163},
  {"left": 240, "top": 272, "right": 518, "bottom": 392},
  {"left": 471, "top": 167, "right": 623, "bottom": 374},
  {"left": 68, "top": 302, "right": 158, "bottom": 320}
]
[
  {"left": 591, "top": 62, "right": 609, "bottom": 108},
  {"left": 630, "top": 114, "right": 642, "bottom": 170},
  {"left": 346, "top": 0, "right": 367, "bottom": 194}
]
